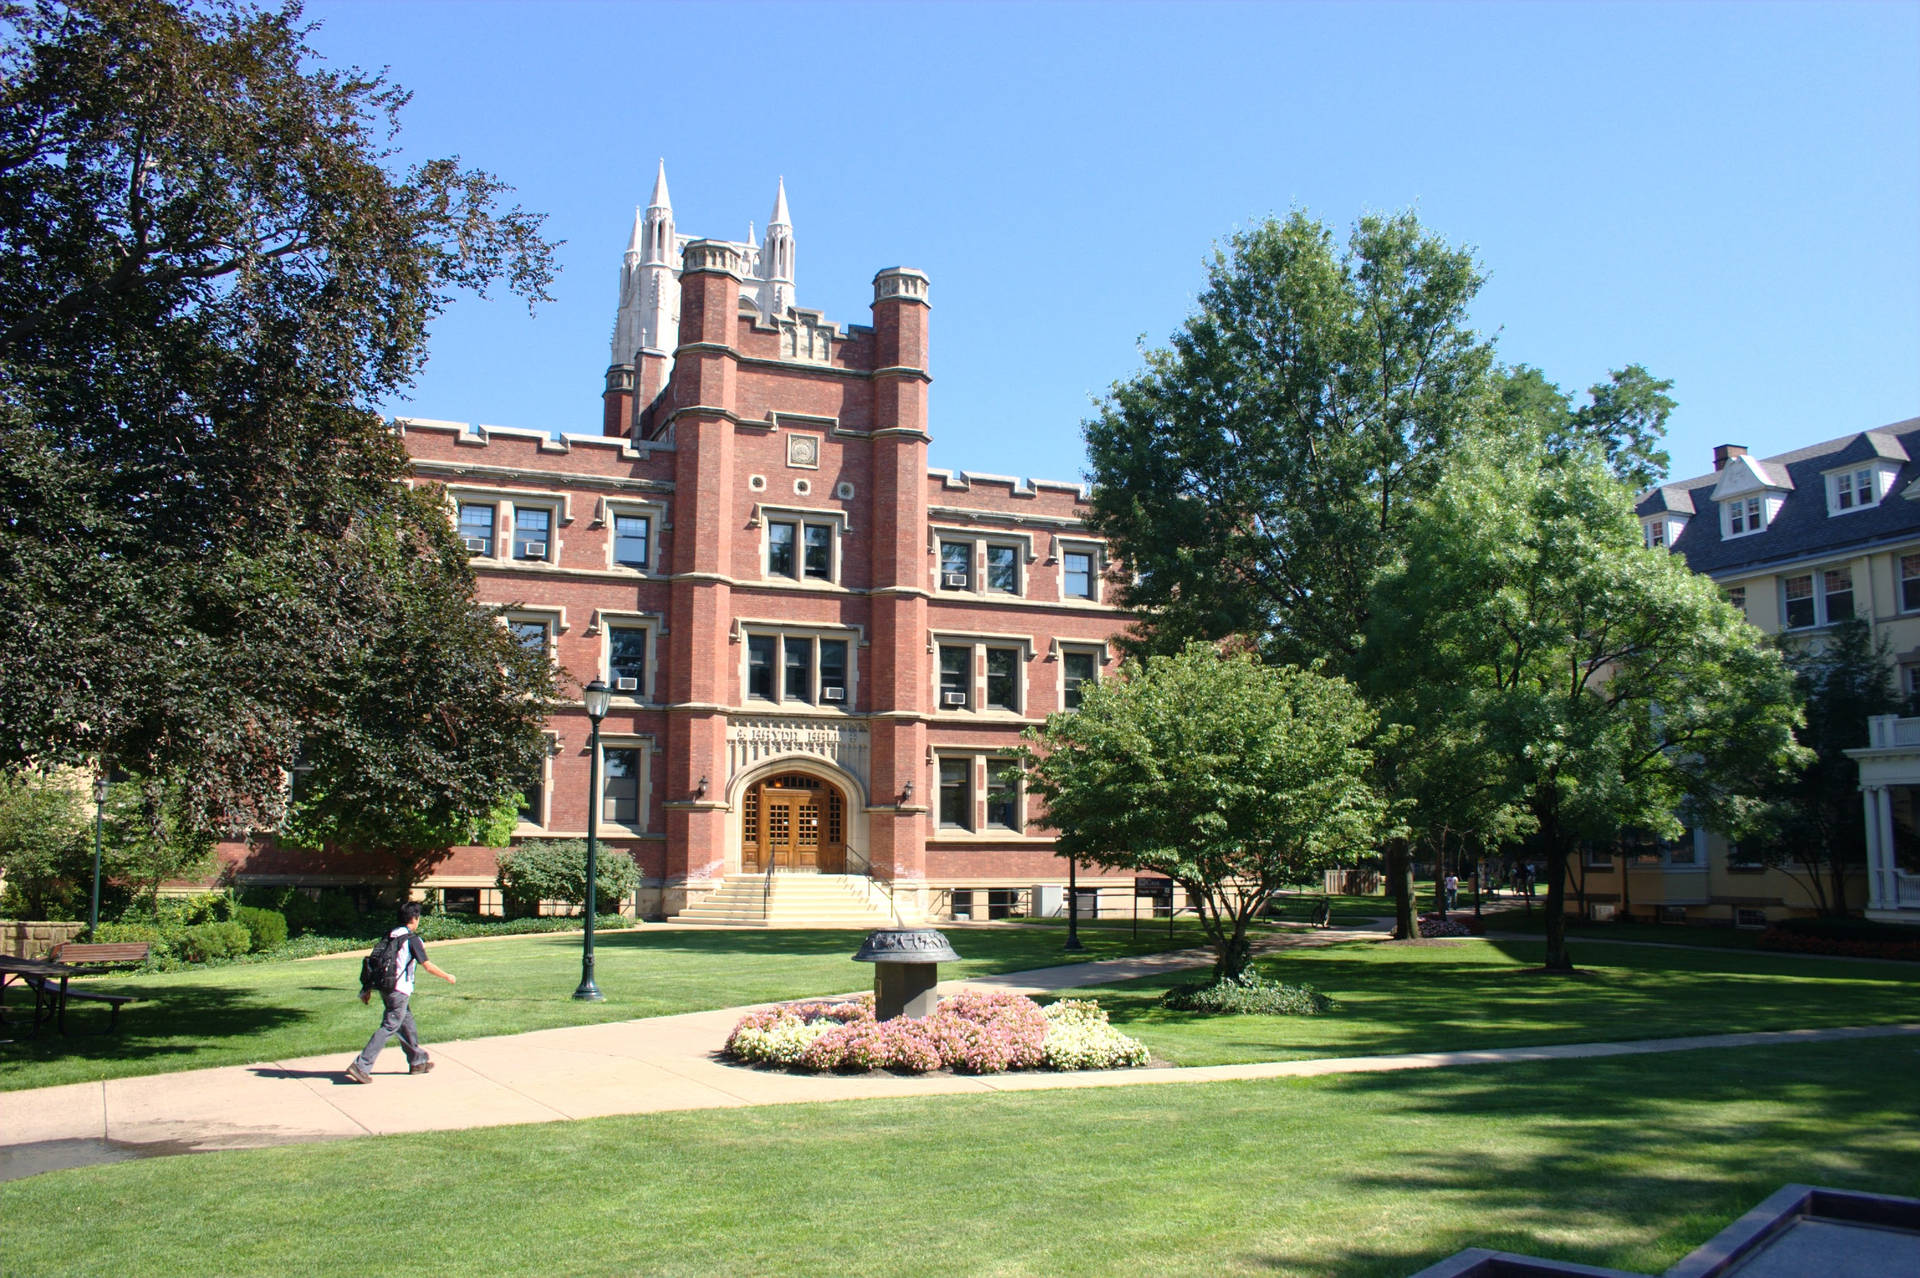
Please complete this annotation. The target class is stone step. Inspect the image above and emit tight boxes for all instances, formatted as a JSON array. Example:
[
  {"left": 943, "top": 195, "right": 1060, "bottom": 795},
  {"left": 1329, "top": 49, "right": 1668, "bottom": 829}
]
[{"left": 667, "top": 873, "right": 900, "bottom": 927}]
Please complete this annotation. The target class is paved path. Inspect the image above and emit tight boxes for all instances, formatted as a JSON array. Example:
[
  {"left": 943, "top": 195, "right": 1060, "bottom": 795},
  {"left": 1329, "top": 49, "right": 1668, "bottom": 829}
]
[{"left": 4, "top": 933, "right": 1913, "bottom": 1176}]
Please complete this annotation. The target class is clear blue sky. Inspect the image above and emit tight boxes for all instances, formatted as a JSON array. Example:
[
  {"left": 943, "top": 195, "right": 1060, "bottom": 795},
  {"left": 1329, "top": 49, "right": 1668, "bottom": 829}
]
[{"left": 306, "top": 0, "right": 1920, "bottom": 488}]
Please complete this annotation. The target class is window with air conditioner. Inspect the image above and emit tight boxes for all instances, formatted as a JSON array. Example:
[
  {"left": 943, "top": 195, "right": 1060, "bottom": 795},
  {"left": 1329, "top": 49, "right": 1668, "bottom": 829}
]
[
  {"left": 939, "top": 645, "right": 970, "bottom": 709},
  {"left": 458, "top": 502, "right": 495, "bottom": 557},
  {"left": 939, "top": 540, "right": 971, "bottom": 591},
  {"left": 513, "top": 506, "right": 552, "bottom": 561},
  {"left": 741, "top": 631, "right": 854, "bottom": 707},
  {"left": 608, "top": 626, "right": 649, "bottom": 697}
]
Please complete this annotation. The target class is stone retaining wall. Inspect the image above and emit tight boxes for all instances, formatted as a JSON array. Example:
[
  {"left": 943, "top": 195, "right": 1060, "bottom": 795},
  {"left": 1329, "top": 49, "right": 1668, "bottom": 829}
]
[{"left": 1, "top": 919, "right": 86, "bottom": 958}]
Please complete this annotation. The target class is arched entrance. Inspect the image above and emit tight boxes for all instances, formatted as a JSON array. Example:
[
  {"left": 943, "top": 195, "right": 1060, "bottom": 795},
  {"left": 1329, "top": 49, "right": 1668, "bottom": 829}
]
[{"left": 741, "top": 772, "right": 847, "bottom": 873}]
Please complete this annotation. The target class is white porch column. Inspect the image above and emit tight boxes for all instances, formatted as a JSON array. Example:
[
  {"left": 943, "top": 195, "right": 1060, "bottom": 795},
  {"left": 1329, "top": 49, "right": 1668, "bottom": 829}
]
[{"left": 1866, "top": 784, "right": 1898, "bottom": 911}]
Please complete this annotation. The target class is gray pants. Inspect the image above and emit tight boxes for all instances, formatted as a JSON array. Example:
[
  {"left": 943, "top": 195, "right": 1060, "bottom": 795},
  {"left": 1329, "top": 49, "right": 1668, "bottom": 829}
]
[{"left": 354, "top": 990, "right": 428, "bottom": 1072}]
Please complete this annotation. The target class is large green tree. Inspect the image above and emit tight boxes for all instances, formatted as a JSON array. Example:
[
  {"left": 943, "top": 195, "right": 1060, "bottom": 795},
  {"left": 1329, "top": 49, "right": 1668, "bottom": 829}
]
[
  {"left": 1366, "top": 440, "right": 1806, "bottom": 971},
  {"left": 0, "top": 0, "right": 558, "bottom": 846},
  {"left": 1022, "top": 642, "right": 1388, "bottom": 979},
  {"left": 1084, "top": 210, "right": 1493, "bottom": 669},
  {"left": 1752, "top": 618, "right": 1902, "bottom": 916}
]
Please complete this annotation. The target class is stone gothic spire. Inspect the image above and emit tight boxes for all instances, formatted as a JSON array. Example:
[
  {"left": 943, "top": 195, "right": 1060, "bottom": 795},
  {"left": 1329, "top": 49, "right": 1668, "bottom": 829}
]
[{"left": 759, "top": 177, "right": 794, "bottom": 318}]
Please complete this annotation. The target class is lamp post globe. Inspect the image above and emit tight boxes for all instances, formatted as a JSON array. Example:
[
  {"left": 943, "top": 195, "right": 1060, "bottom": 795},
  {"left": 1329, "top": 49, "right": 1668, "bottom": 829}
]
[{"left": 574, "top": 680, "right": 612, "bottom": 1001}]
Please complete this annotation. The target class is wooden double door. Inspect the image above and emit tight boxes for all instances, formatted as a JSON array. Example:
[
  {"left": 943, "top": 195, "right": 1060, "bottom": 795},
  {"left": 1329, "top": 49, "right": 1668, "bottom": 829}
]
[{"left": 741, "top": 773, "right": 847, "bottom": 873}]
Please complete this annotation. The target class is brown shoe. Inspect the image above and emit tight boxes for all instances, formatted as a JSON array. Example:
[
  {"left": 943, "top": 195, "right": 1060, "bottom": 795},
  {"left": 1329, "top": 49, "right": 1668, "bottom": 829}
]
[
  {"left": 344, "top": 1062, "right": 372, "bottom": 1084},
  {"left": 409, "top": 1060, "right": 434, "bottom": 1075}
]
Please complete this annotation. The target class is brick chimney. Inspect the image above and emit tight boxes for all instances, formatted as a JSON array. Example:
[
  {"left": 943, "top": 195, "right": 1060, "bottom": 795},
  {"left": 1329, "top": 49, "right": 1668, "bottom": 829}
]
[{"left": 1713, "top": 444, "right": 1748, "bottom": 471}]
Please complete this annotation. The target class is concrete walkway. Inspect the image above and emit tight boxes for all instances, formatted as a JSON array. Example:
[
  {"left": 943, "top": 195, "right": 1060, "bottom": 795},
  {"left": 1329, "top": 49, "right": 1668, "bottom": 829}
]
[{"left": 4, "top": 935, "right": 1914, "bottom": 1174}]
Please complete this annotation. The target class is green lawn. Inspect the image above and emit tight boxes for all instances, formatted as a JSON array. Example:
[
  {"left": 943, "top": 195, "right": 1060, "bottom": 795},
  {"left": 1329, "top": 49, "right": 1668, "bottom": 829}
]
[
  {"left": 1064, "top": 936, "right": 1920, "bottom": 1066},
  {"left": 3, "top": 1036, "right": 1913, "bottom": 1277},
  {"left": 0, "top": 920, "right": 1226, "bottom": 1091}
]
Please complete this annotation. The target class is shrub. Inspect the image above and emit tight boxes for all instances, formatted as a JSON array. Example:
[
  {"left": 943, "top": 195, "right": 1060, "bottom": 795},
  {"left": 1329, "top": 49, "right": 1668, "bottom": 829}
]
[
  {"left": 232, "top": 906, "right": 289, "bottom": 953},
  {"left": 1040, "top": 1000, "right": 1151, "bottom": 1070},
  {"left": 1160, "top": 971, "right": 1336, "bottom": 1015},
  {"left": 177, "top": 920, "right": 250, "bottom": 963},
  {"left": 497, "top": 839, "right": 640, "bottom": 918}
]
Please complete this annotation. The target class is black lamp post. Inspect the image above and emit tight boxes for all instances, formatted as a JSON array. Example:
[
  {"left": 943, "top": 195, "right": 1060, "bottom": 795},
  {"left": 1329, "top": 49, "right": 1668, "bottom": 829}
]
[
  {"left": 89, "top": 772, "right": 110, "bottom": 938},
  {"left": 574, "top": 680, "right": 611, "bottom": 1002},
  {"left": 1064, "top": 855, "right": 1084, "bottom": 952}
]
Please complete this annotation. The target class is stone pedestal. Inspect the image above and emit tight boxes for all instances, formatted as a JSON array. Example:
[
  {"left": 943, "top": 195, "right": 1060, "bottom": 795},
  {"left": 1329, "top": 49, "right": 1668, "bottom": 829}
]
[{"left": 852, "top": 927, "right": 961, "bottom": 1020}]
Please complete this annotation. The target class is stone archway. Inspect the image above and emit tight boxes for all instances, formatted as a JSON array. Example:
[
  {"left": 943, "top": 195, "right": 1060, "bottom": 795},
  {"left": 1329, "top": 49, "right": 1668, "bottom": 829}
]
[{"left": 740, "top": 771, "right": 848, "bottom": 874}]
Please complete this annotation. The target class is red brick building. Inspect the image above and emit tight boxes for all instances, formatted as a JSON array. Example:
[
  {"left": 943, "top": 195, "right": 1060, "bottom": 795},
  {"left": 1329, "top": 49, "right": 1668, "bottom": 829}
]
[{"left": 235, "top": 169, "right": 1129, "bottom": 922}]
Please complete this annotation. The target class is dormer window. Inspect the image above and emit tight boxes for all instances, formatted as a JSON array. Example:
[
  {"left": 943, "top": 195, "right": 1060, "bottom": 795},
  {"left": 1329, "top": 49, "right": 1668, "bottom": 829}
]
[
  {"left": 1827, "top": 465, "right": 1884, "bottom": 515},
  {"left": 1644, "top": 520, "right": 1665, "bottom": 548},
  {"left": 1725, "top": 496, "right": 1766, "bottom": 538},
  {"left": 1641, "top": 515, "right": 1686, "bottom": 549}
]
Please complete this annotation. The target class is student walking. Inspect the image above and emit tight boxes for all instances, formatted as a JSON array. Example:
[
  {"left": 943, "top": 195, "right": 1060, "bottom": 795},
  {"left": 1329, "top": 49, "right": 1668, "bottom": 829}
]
[{"left": 344, "top": 901, "right": 456, "bottom": 1083}]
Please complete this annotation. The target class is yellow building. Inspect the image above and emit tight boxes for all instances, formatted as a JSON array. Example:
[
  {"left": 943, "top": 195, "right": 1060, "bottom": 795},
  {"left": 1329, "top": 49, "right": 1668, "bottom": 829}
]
[{"left": 1576, "top": 419, "right": 1920, "bottom": 926}]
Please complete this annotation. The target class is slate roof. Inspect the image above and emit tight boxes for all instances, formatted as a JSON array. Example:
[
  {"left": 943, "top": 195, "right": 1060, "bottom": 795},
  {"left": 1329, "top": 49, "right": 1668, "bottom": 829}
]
[{"left": 1643, "top": 417, "right": 1920, "bottom": 578}]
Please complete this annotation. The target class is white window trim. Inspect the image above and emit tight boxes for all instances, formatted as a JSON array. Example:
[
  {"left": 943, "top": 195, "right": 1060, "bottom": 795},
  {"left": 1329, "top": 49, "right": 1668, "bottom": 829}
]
[
  {"left": 596, "top": 735, "right": 653, "bottom": 834},
  {"left": 930, "top": 632, "right": 1036, "bottom": 716},
  {"left": 931, "top": 527, "right": 1037, "bottom": 597},
  {"left": 1720, "top": 494, "right": 1773, "bottom": 540},
  {"left": 755, "top": 505, "right": 848, "bottom": 586},
  {"left": 597, "top": 497, "right": 667, "bottom": 573},
  {"left": 1641, "top": 516, "right": 1684, "bottom": 549},
  {"left": 1779, "top": 566, "right": 1856, "bottom": 631},
  {"left": 738, "top": 623, "right": 860, "bottom": 709},
  {"left": 1900, "top": 550, "right": 1920, "bottom": 614},
  {"left": 1823, "top": 463, "right": 1891, "bottom": 517},
  {"left": 594, "top": 611, "right": 662, "bottom": 703},
  {"left": 1054, "top": 536, "right": 1109, "bottom": 603}
]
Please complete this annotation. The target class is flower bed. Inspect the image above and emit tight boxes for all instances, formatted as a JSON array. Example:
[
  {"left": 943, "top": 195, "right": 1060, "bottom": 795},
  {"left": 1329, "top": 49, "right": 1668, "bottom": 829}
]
[
  {"left": 724, "top": 990, "right": 1148, "bottom": 1074},
  {"left": 1417, "top": 914, "right": 1473, "bottom": 938}
]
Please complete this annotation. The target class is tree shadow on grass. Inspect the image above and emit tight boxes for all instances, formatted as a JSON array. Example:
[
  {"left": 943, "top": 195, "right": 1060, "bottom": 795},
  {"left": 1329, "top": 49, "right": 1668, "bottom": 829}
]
[
  {"left": 0, "top": 982, "right": 313, "bottom": 1080},
  {"left": 1082, "top": 937, "right": 1918, "bottom": 1064},
  {"left": 1240, "top": 1037, "right": 1920, "bottom": 1277}
]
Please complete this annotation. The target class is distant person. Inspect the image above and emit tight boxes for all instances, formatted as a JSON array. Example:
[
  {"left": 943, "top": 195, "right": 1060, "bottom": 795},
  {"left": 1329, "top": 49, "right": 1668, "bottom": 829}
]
[
  {"left": 344, "top": 901, "right": 456, "bottom": 1084},
  {"left": 1444, "top": 873, "right": 1459, "bottom": 911},
  {"left": 1523, "top": 862, "right": 1537, "bottom": 899}
]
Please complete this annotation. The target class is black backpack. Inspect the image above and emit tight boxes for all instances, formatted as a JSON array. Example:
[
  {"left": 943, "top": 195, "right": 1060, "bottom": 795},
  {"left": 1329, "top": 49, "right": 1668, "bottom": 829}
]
[{"left": 360, "top": 932, "right": 407, "bottom": 994}]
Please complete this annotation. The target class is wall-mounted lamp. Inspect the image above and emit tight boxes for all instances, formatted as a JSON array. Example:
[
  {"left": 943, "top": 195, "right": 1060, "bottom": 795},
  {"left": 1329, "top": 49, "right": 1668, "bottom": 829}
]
[
  {"left": 694, "top": 774, "right": 709, "bottom": 800},
  {"left": 901, "top": 781, "right": 915, "bottom": 804}
]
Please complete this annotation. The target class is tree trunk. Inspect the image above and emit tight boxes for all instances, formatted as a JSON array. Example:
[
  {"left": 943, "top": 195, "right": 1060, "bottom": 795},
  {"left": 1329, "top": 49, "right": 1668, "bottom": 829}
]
[
  {"left": 1828, "top": 845, "right": 1851, "bottom": 918},
  {"left": 1215, "top": 924, "right": 1252, "bottom": 981},
  {"left": 1542, "top": 826, "right": 1574, "bottom": 972},
  {"left": 1388, "top": 839, "right": 1416, "bottom": 939}
]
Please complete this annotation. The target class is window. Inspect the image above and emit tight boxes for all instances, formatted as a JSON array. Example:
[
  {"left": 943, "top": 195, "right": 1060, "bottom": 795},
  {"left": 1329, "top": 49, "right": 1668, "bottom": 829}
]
[
  {"left": 1643, "top": 519, "right": 1666, "bottom": 549},
  {"left": 986, "top": 761, "right": 1022, "bottom": 830},
  {"left": 516, "top": 761, "right": 545, "bottom": 827},
  {"left": 1063, "top": 551, "right": 1094, "bottom": 600},
  {"left": 509, "top": 619, "right": 551, "bottom": 655},
  {"left": 458, "top": 503, "right": 495, "bottom": 556},
  {"left": 608, "top": 626, "right": 649, "bottom": 696},
  {"left": 1725, "top": 586, "right": 1747, "bottom": 616},
  {"left": 1830, "top": 466, "right": 1879, "bottom": 514},
  {"left": 1782, "top": 569, "right": 1854, "bottom": 630},
  {"left": 768, "top": 522, "right": 796, "bottom": 578},
  {"left": 613, "top": 514, "right": 651, "bottom": 569},
  {"left": 1823, "top": 568, "right": 1854, "bottom": 623},
  {"left": 939, "top": 757, "right": 971, "bottom": 830},
  {"left": 936, "top": 638, "right": 1031, "bottom": 714},
  {"left": 939, "top": 540, "right": 971, "bottom": 591},
  {"left": 602, "top": 747, "right": 641, "bottom": 825},
  {"left": 1725, "top": 496, "right": 1765, "bottom": 538},
  {"left": 1061, "top": 648, "right": 1099, "bottom": 709},
  {"left": 1666, "top": 830, "right": 1698, "bottom": 866},
  {"left": 1902, "top": 554, "right": 1920, "bottom": 612},
  {"left": 743, "top": 632, "right": 854, "bottom": 707},
  {"left": 768, "top": 518, "right": 835, "bottom": 582},
  {"left": 985, "top": 544, "right": 1019, "bottom": 594},
  {"left": 939, "top": 645, "right": 970, "bottom": 709},
  {"left": 512, "top": 506, "right": 552, "bottom": 561},
  {"left": 935, "top": 531, "right": 1033, "bottom": 595},
  {"left": 985, "top": 647, "right": 1020, "bottom": 712}
]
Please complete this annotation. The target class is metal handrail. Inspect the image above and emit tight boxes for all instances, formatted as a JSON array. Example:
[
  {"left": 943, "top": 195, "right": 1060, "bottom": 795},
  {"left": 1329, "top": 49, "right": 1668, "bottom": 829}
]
[{"left": 760, "top": 854, "right": 778, "bottom": 920}]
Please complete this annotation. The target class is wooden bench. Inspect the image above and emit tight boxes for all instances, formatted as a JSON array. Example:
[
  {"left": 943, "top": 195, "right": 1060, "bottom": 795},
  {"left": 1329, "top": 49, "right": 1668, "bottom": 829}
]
[
  {"left": 47, "top": 941, "right": 152, "bottom": 968},
  {"left": 39, "top": 981, "right": 135, "bottom": 1034}
]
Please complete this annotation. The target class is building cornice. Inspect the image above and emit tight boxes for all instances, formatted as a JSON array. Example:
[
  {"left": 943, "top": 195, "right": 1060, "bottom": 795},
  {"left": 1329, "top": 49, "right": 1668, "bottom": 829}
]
[{"left": 411, "top": 458, "right": 673, "bottom": 495}]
